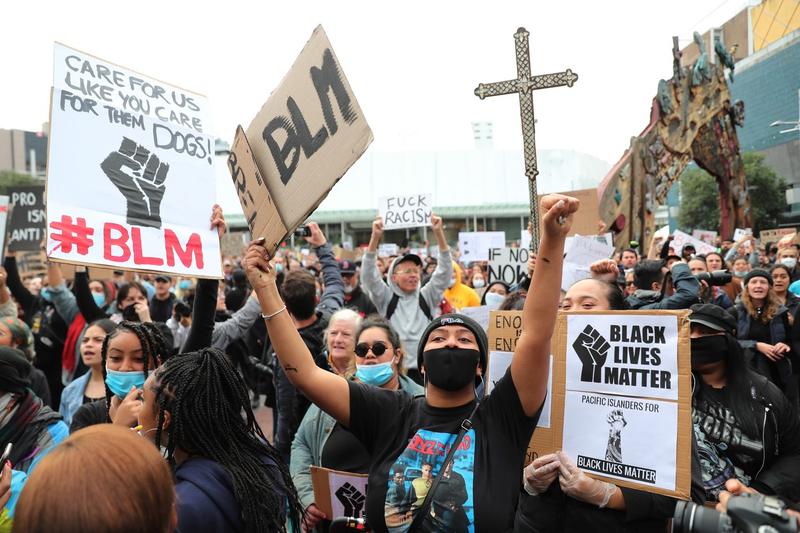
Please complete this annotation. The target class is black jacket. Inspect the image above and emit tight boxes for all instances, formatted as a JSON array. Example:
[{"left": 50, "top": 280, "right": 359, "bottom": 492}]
[
  {"left": 343, "top": 285, "right": 377, "bottom": 317},
  {"left": 626, "top": 263, "right": 700, "bottom": 310}
]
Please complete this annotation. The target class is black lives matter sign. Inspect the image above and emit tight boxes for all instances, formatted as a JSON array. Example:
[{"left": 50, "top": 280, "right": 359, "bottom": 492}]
[{"left": 7, "top": 186, "right": 46, "bottom": 252}]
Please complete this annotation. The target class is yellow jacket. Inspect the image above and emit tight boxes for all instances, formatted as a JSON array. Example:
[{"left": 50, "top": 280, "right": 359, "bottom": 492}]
[{"left": 444, "top": 262, "right": 480, "bottom": 311}]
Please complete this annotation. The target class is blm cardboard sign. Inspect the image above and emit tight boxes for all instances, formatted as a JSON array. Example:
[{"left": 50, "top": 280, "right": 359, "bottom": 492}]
[
  {"left": 8, "top": 186, "right": 45, "bottom": 252},
  {"left": 231, "top": 25, "right": 373, "bottom": 254},
  {"left": 488, "top": 310, "right": 692, "bottom": 499}
]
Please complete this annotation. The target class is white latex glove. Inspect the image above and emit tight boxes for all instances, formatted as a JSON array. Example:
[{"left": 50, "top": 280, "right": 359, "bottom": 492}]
[
  {"left": 522, "top": 453, "right": 561, "bottom": 495},
  {"left": 557, "top": 451, "right": 617, "bottom": 508}
]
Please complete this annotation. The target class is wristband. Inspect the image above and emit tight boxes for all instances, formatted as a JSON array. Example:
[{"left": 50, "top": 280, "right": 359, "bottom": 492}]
[{"left": 261, "top": 305, "right": 286, "bottom": 321}]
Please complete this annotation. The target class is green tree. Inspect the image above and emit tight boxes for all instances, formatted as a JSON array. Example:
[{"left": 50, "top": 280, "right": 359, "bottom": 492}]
[
  {"left": 0, "top": 170, "right": 38, "bottom": 195},
  {"left": 678, "top": 167, "right": 719, "bottom": 232},
  {"left": 677, "top": 152, "right": 788, "bottom": 234}
]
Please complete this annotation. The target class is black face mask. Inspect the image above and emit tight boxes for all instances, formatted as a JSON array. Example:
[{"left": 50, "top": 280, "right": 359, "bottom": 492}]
[
  {"left": 122, "top": 305, "right": 141, "bottom": 323},
  {"left": 422, "top": 348, "right": 480, "bottom": 391},
  {"left": 691, "top": 335, "right": 727, "bottom": 366}
]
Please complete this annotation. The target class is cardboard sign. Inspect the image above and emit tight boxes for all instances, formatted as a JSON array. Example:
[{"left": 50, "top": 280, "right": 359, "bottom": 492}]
[
  {"left": 46, "top": 44, "right": 222, "bottom": 278},
  {"left": 16, "top": 251, "right": 48, "bottom": 279},
  {"left": 561, "top": 235, "right": 615, "bottom": 291},
  {"left": 459, "top": 231, "right": 505, "bottom": 262},
  {"left": 310, "top": 466, "right": 369, "bottom": 520},
  {"left": 379, "top": 193, "right": 432, "bottom": 230},
  {"left": 759, "top": 227, "right": 796, "bottom": 245},
  {"left": 488, "top": 309, "right": 692, "bottom": 499},
  {"left": 671, "top": 230, "right": 715, "bottom": 256},
  {"left": 0, "top": 196, "right": 9, "bottom": 255},
  {"left": 239, "top": 25, "right": 372, "bottom": 250},
  {"left": 7, "top": 187, "right": 45, "bottom": 252},
  {"left": 691, "top": 229, "right": 718, "bottom": 245},
  {"left": 488, "top": 247, "right": 529, "bottom": 285}
]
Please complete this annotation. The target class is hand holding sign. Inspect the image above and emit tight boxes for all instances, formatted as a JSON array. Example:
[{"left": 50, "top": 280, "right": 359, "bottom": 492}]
[
  {"left": 541, "top": 195, "right": 580, "bottom": 240},
  {"left": 573, "top": 325, "right": 610, "bottom": 383},
  {"left": 244, "top": 239, "right": 277, "bottom": 291},
  {"left": 101, "top": 138, "right": 169, "bottom": 229},
  {"left": 557, "top": 451, "right": 617, "bottom": 507}
]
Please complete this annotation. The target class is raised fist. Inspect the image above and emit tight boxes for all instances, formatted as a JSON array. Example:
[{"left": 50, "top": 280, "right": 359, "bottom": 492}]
[
  {"left": 101, "top": 137, "right": 169, "bottom": 229},
  {"left": 573, "top": 325, "right": 610, "bottom": 383},
  {"left": 334, "top": 482, "right": 366, "bottom": 518}
]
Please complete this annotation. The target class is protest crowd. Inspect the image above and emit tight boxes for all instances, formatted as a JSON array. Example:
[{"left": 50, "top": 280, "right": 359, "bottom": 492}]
[
  {"left": 0, "top": 191, "right": 798, "bottom": 533},
  {"left": 3, "top": 19, "right": 800, "bottom": 533}
]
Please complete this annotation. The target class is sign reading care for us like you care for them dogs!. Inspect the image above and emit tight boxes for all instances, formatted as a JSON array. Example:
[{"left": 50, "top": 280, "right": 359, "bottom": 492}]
[
  {"left": 562, "top": 314, "right": 682, "bottom": 493},
  {"left": 46, "top": 43, "right": 222, "bottom": 278}
]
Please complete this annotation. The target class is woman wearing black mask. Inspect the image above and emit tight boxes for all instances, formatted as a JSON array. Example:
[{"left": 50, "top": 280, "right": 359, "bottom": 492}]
[
  {"left": 244, "top": 194, "right": 579, "bottom": 532},
  {"left": 689, "top": 303, "right": 800, "bottom": 503}
]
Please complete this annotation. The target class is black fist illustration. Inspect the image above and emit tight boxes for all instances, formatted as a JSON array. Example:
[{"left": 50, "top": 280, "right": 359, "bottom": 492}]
[
  {"left": 335, "top": 482, "right": 366, "bottom": 518},
  {"left": 101, "top": 137, "right": 169, "bottom": 229},
  {"left": 573, "top": 325, "right": 610, "bottom": 383}
]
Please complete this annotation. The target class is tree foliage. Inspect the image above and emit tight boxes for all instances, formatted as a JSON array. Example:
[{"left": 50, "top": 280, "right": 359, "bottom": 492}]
[
  {"left": 677, "top": 152, "right": 787, "bottom": 234},
  {"left": 0, "top": 171, "right": 39, "bottom": 196}
]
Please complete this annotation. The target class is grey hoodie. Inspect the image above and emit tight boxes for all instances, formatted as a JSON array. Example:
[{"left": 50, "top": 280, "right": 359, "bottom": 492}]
[{"left": 361, "top": 250, "right": 452, "bottom": 369}]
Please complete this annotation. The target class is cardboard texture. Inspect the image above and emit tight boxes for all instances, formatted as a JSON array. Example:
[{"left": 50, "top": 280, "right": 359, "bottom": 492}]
[
  {"left": 489, "top": 309, "right": 692, "bottom": 500},
  {"left": 759, "top": 227, "right": 796, "bottom": 245},
  {"left": 238, "top": 25, "right": 373, "bottom": 246},
  {"left": 310, "top": 465, "right": 369, "bottom": 518}
]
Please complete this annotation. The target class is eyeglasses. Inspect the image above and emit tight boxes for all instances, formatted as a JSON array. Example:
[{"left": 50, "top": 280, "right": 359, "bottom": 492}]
[
  {"left": 395, "top": 268, "right": 420, "bottom": 276},
  {"left": 355, "top": 341, "right": 388, "bottom": 357},
  {"left": 625, "top": 281, "right": 635, "bottom": 286}
]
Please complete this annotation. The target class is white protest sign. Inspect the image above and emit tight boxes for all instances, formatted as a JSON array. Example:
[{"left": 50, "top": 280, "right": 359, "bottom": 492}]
[
  {"left": 487, "top": 247, "right": 529, "bottom": 285},
  {"left": 486, "top": 352, "right": 552, "bottom": 429},
  {"left": 461, "top": 305, "right": 493, "bottom": 332},
  {"left": 329, "top": 471, "right": 368, "bottom": 520},
  {"left": 459, "top": 231, "right": 505, "bottom": 262},
  {"left": 691, "top": 229, "right": 718, "bottom": 245},
  {"left": 565, "top": 314, "right": 678, "bottom": 401},
  {"left": 0, "top": 196, "right": 9, "bottom": 254},
  {"left": 521, "top": 230, "right": 531, "bottom": 251},
  {"left": 379, "top": 193, "right": 432, "bottom": 230},
  {"left": 561, "top": 235, "right": 615, "bottom": 291},
  {"left": 238, "top": 25, "right": 373, "bottom": 253},
  {"left": 562, "top": 390, "right": 678, "bottom": 491},
  {"left": 653, "top": 224, "right": 670, "bottom": 242},
  {"left": 733, "top": 228, "right": 752, "bottom": 242},
  {"left": 46, "top": 43, "right": 221, "bottom": 277},
  {"left": 671, "top": 230, "right": 715, "bottom": 256},
  {"left": 378, "top": 243, "right": 399, "bottom": 257}
]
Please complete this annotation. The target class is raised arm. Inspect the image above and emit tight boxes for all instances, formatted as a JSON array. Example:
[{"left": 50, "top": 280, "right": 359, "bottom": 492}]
[
  {"left": 360, "top": 217, "right": 393, "bottom": 312},
  {"left": 306, "top": 222, "right": 344, "bottom": 317},
  {"left": 73, "top": 269, "right": 107, "bottom": 323},
  {"left": 512, "top": 195, "right": 579, "bottom": 417},
  {"left": 244, "top": 240, "right": 350, "bottom": 426},
  {"left": 3, "top": 255, "right": 35, "bottom": 314}
]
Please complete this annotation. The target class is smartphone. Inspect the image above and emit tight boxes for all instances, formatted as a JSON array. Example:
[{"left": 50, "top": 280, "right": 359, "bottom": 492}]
[
  {"left": 0, "top": 443, "right": 12, "bottom": 475},
  {"left": 294, "top": 225, "right": 312, "bottom": 238}
]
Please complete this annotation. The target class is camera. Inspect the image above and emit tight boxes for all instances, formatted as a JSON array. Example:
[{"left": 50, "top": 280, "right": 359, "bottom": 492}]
[
  {"left": 695, "top": 270, "right": 732, "bottom": 287},
  {"left": 673, "top": 494, "right": 797, "bottom": 533},
  {"left": 294, "top": 225, "right": 312, "bottom": 238}
]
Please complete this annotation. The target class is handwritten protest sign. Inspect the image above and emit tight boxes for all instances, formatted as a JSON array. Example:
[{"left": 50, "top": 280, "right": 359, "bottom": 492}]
[
  {"left": 561, "top": 235, "right": 615, "bottom": 291},
  {"left": 379, "top": 193, "right": 432, "bottom": 230},
  {"left": 378, "top": 243, "right": 399, "bottom": 257},
  {"left": 310, "top": 466, "right": 369, "bottom": 520},
  {"left": 760, "top": 227, "right": 796, "bottom": 244},
  {"left": 691, "top": 229, "right": 718, "bottom": 245},
  {"left": 488, "top": 247, "right": 529, "bottom": 285},
  {"left": 671, "top": 230, "right": 715, "bottom": 256},
  {"left": 232, "top": 26, "right": 372, "bottom": 255},
  {"left": 7, "top": 187, "right": 45, "bottom": 252},
  {"left": 459, "top": 231, "right": 505, "bottom": 262},
  {"left": 46, "top": 44, "right": 221, "bottom": 277},
  {"left": 489, "top": 309, "right": 692, "bottom": 499}
]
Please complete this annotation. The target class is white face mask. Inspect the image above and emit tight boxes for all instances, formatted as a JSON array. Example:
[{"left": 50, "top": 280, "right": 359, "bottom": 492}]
[
  {"left": 344, "top": 285, "right": 354, "bottom": 295},
  {"left": 781, "top": 257, "right": 797, "bottom": 269},
  {"left": 473, "top": 278, "right": 485, "bottom": 288},
  {"left": 484, "top": 291, "right": 505, "bottom": 308}
]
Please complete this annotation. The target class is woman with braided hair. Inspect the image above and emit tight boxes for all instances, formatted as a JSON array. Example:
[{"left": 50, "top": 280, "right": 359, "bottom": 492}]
[
  {"left": 69, "top": 320, "right": 171, "bottom": 432},
  {"left": 137, "top": 347, "right": 302, "bottom": 533}
]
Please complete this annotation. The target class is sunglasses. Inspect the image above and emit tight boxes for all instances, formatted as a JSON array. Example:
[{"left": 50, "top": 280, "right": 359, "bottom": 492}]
[{"left": 355, "top": 341, "right": 388, "bottom": 357}]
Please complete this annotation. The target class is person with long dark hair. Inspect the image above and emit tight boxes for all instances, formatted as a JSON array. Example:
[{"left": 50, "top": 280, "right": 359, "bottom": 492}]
[
  {"left": 137, "top": 348, "right": 303, "bottom": 533},
  {"left": 689, "top": 304, "right": 800, "bottom": 502},
  {"left": 245, "top": 194, "right": 578, "bottom": 532}
]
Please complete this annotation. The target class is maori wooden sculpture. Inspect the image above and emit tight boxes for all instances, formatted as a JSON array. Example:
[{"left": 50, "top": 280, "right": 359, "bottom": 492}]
[{"left": 597, "top": 33, "right": 751, "bottom": 250}]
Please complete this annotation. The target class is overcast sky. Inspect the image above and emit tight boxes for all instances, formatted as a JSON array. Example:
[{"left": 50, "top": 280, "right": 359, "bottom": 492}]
[{"left": 4, "top": 0, "right": 751, "bottom": 166}]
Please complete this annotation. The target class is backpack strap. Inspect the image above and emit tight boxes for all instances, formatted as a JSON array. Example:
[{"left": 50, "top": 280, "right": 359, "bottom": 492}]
[
  {"left": 418, "top": 294, "right": 432, "bottom": 321},
  {"left": 386, "top": 293, "right": 400, "bottom": 320}
]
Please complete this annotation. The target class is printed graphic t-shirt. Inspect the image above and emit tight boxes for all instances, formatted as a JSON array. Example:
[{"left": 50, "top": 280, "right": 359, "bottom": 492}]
[
  {"left": 692, "top": 386, "right": 763, "bottom": 499},
  {"left": 347, "top": 369, "right": 540, "bottom": 532}
]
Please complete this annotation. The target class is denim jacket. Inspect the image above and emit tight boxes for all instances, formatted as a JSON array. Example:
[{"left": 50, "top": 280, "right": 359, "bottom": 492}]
[
  {"left": 289, "top": 375, "right": 423, "bottom": 511},
  {"left": 58, "top": 371, "right": 91, "bottom": 426}
]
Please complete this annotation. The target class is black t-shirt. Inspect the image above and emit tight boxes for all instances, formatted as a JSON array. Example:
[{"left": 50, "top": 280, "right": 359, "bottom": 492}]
[
  {"left": 347, "top": 368, "right": 539, "bottom": 532},
  {"left": 321, "top": 423, "right": 371, "bottom": 473},
  {"left": 150, "top": 293, "right": 177, "bottom": 323},
  {"left": 692, "top": 385, "right": 763, "bottom": 500}
]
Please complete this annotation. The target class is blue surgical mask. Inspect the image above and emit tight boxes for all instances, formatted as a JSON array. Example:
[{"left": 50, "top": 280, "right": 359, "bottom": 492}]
[
  {"left": 178, "top": 280, "right": 191, "bottom": 290},
  {"left": 484, "top": 291, "right": 505, "bottom": 308},
  {"left": 40, "top": 288, "right": 53, "bottom": 303},
  {"left": 275, "top": 263, "right": 284, "bottom": 273},
  {"left": 92, "top": 292, "right": 106, "bottom": 307},
  {"left": 355, "top": 362, "right": 394, "bottom": 387},
  {"left": 105, "top": 369, "right": 146, "bottom": 398}
]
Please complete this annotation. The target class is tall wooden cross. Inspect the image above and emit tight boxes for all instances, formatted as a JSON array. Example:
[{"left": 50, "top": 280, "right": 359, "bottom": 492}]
[{"left": 474, "top": 27, "right": 578, "bottom": 251}]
